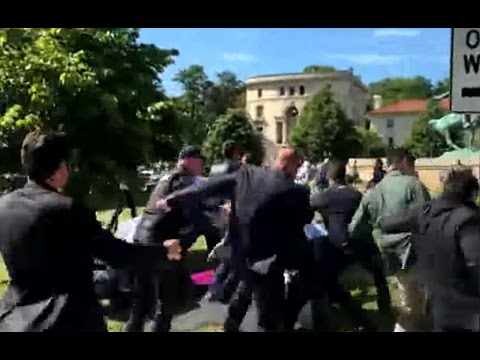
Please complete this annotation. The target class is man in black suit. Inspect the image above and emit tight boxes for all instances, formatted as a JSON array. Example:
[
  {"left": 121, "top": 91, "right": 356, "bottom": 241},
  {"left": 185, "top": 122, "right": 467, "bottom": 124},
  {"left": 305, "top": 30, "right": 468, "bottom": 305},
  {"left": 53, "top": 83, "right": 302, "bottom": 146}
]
[
  {"left": 160, "top": 147, "right": 314, "bottom": 331},
  {"left": 125, "top": 146, "right": 205, "bottom": 333},
  {"left": 204, "top": 140, "right": 243, "bottom": 302},
  {"left": 0, "top": 130, "right": 182, "bottom": 332}
]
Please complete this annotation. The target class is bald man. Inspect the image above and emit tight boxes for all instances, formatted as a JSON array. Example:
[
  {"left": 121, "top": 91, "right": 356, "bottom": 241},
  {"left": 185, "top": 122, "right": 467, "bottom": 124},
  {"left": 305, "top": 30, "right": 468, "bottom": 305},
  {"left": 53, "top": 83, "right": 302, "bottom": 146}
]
[{"left": 162, "top": 147, "right": 314, "bottom": 331}]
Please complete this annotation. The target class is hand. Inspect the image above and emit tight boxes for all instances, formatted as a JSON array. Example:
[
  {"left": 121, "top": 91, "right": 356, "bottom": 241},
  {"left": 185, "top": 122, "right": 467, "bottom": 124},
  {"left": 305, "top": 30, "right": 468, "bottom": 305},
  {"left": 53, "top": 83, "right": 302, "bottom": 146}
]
[
  {"left": 156, "top": 198, "right": 171, "bottom": 212},
  {"left": 219, "top": 202, "right": 231, "bottom": 221},
  {"left": 163, "top": 239, "right": 182, "bottom": 261}
]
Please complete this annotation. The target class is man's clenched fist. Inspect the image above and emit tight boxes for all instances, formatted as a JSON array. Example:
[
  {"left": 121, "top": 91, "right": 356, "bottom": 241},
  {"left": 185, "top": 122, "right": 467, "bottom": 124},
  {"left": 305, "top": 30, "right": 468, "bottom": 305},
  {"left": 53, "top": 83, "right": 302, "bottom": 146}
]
[{"left": 163, "top": 239, "right": 182, "bottom": 261}]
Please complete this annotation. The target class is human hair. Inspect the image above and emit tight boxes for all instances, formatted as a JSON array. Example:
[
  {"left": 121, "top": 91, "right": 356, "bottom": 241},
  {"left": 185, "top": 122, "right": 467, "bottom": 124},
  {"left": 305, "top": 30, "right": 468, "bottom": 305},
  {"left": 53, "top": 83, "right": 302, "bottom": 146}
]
[
  {"left": 21, "top": 130, "right": 70, "bottom": 182},
  {"left": 375, "top": 158, "right": 384, "bottom": 167},
  {"left": 387, "top": 148, "right": 410, "bottom": 168},
  {"left": 443, "top": 166, "right": 480, "bottom": 202},
  {"left": 327, "top": 159, "right": 347, "bottom": 184},
  {"left": 242, "top": 152, "right": 253, "bottom": 164},
  {"left": 222, "top": 140, "right": 239, "bottom": 160}
]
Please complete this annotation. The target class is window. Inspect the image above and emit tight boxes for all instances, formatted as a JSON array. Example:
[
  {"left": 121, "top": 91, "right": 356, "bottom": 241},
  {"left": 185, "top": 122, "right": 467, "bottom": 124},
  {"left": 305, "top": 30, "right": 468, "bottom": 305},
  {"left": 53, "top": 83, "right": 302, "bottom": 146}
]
[
  {"left": 386, "top": 118, "right": 394, "bottom": 129},
  {"left": 289, "top": 87, "right": 295, "bottom": 96},
  {"left": 253, "top": 120, "right": 263, "bottom": 133},
  {"left": 365, "top": 119, "right": 371, "bottom": 130},
  {"left": 279, "top": 87, "right": 285, "bottom": 96},
  {"left": 299, "top": 86, "right": 305, "bottom": 95},
  {"left": 276, "top": 122, "right": 284, "bottom": 144},
  {"left": 257, "top": 89, "right": 263, "bottom": 98},
  {"left": 256, "top": 105, "right": 264, "bottom": 118},
  {"left": 388, "top": 137, "right": 394, "bottom": 148}
]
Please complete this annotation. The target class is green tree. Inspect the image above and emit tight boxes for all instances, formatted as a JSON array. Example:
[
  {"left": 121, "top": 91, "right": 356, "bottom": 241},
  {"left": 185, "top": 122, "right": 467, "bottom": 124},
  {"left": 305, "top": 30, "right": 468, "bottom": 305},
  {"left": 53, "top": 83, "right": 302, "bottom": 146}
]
[
  {"left": 369, "top": 76, "right": 433, "bottom": 105},
  {"left": 174, "top": 65, "right": 212, "bottom": 146},
  {"left": 433, "top": 77, "right": 450, "bottom": 96},
  {"left": 356, "top": 127, "right": 387, "bottom": 158},
  {"left": 303, "top": 65, "right": 336, "bottom": 74},
  {"left": 205, "top": 71, "right": 245, "bottom": 120},
  {"left": 203, "top": 110, "right": 264, "bottom": 166},
  {"left": 290, "top": 85, "right": 361, "bottom": 162},
  {"left": 144, "top": 100, "right": 185, "bottom": 163},
  {"left": 0, "top": 28, "right": 178, "bottom": 200},
  {"left": 404, "top": 100, "right": 452, "bottom": 157}
]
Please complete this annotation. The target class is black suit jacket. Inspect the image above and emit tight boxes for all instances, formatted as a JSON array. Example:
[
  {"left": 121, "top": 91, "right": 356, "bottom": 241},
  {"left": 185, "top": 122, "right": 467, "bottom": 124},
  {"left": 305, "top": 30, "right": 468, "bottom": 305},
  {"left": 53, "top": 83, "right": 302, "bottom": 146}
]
[
  {"left": 166, "top": 165, "right": 314, "bottom": 271},
  {"left": 0, "top": 181, "right": 166, "bottom": 332}
]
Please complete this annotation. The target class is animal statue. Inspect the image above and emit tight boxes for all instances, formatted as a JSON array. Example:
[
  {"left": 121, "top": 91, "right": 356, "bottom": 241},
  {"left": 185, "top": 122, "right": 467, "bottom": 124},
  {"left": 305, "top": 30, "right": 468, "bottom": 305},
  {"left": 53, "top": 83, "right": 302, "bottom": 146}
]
[{"left": 429, "top": 113, "right": 480, "bottom": 150}]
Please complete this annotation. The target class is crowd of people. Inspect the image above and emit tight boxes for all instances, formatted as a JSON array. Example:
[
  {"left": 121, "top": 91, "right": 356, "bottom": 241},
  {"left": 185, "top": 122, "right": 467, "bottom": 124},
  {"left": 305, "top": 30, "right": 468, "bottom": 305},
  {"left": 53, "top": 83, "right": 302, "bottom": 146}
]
[{"left": 0, "top": 129, "right": 479, "bottom": 332}]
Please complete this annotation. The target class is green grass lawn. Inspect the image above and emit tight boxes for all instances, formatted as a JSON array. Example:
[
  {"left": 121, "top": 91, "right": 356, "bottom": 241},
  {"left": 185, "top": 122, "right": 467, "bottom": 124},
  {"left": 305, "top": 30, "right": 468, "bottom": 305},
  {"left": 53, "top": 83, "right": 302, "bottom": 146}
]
[{"left": 0, "top": 207, "right": 400, "bottom": 332}]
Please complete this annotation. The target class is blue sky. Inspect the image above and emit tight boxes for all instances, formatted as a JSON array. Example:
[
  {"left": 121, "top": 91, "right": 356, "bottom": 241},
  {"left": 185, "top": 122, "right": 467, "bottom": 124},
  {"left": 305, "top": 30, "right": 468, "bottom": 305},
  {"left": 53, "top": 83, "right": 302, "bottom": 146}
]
[{"left": 139, "top": 28, "right": 451, "bottom": 96}]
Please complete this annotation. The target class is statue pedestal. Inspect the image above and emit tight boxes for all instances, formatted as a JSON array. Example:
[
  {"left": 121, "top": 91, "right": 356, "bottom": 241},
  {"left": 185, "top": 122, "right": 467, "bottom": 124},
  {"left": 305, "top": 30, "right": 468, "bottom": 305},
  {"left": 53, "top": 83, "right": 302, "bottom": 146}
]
[
  {"left": 437, "top": 148, "right": 480, "bottom": 160},
  {"left": 349, "top": 154, "right": 480, "bottom": 194},
  {"left": 415, "top": 153, "right": 480, "bottom": 193}
]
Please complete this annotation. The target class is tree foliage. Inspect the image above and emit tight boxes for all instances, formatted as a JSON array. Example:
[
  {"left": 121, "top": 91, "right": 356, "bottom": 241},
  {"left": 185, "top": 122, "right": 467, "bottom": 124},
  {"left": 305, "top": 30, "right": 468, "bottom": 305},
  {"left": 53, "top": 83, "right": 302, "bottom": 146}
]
[
  {"left": 174, "top": 66, "right": 246, "bottom": 147},
  {"left": 404, "top": 100, "right": 453, "bottom": 157},
  {"left": 433, "top": 77, "right": 450, "bottom": 96},
  {"left": 303, "top": 65, "right": 337, "bottom": 74},
  {"left": 173, "top": 65, "right": 211, "bottom": 146},
  {"left": 205, "top": 71, "right": 245, "bottom": 119},
  {"left": 356, "top": 127, "right": 387, "bottom": 158},
  {"left": 368, "top": 76, "right": 433, "bottom": 105},
  {"left": 290, "top": 85, "right": 361, "bottom": 162},
  {"left": 203, "top": 110, "right": 264, "bottom": 166},
  {"left": 0, "top": 28, "right": 179, "bottom": 200}
]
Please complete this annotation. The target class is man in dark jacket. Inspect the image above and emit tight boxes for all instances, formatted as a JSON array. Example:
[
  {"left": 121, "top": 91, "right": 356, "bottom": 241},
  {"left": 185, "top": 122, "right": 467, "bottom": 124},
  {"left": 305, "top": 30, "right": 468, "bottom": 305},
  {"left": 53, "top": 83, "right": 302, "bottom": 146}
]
[
  {"left": 159, "top": 147, "right": 314, "bottom": 331},
  {"left": 199, "top": 141, "right": 241, "bottom": 253},
  {"left": 205, "top": 140, "right": 242, "bottom": 302},
  {"left": 310, "top": 159, "right": 391, "bottom": 329},
  {"left": 367, "top": 158, "right": 386, "bottom": 190},
  {"left": 0, "top": 130, "right": 181, "bottom": 332},
  {"left": 379, "top": 166, "right": 480, "bottom": 332},
  {"left": 125, "top": 146, "right": 204, "bottom": 332}
]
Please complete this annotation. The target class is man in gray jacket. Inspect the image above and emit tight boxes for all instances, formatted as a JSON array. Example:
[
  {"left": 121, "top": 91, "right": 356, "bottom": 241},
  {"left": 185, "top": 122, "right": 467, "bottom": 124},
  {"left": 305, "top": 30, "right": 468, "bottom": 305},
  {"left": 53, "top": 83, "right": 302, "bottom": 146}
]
[{"left": 349, "top": 148, "right": 430, "bottom": 331}]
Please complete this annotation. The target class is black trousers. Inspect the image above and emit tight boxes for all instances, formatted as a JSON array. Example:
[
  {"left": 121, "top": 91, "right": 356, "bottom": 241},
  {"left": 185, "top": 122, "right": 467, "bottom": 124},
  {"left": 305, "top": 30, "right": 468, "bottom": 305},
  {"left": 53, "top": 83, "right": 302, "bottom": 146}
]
[
  {"left": 226, "top": 259, "right": 312, "bottom": 332},
  {"left": 296, "top": 238, "right": 387, "bottom": 331},
  {"left": 125, "top": 263, "right": 189, "bottom": 332},
  {"left": 318, "top": 236, "right": 392, "bottom": 315},
  {"left": 356, "top": 252, "right": 392, "bottom": 314}
]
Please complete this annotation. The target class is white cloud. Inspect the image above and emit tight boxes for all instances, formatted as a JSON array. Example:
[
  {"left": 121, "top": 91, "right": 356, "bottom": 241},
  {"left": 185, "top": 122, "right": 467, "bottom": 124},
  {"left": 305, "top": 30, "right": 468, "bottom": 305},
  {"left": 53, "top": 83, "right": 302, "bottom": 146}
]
[
  {"left": 222, "top": 52, "right": 257, "bottom": 63},
  {"left": 326, "top": 53, "right": 406, "bottom": 65},
  {"left": 373, "top": 29, "right": 421, "bottom": 38}
]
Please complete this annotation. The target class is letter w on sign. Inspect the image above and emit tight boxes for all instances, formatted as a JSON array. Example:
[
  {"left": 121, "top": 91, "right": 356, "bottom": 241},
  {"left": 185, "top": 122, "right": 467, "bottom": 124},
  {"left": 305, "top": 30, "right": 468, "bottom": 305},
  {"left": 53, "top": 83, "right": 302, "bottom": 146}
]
[{"left": 451, "top": 28, "right": 480, "bottom": 113}]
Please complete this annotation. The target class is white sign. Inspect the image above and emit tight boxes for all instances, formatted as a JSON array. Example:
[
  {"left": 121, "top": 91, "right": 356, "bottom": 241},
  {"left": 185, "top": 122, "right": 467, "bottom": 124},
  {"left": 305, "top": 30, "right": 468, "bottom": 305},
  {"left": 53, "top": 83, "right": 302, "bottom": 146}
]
[{"left": 451, "top": 28, "right": 480, "bottom": 113}]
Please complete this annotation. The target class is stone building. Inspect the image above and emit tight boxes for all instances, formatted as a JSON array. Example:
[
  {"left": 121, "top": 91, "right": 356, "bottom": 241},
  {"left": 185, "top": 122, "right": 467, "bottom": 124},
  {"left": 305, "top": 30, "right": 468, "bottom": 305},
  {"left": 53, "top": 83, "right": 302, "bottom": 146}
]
[{"left": 245, "top": 70, "right": 369, "bottom": 164}]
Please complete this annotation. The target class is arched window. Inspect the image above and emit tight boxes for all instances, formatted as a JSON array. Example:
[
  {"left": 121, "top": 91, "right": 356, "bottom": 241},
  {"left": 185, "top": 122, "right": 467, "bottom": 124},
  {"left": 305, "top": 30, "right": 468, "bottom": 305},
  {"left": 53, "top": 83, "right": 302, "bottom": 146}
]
[{"left": 299, "top": 86, "right": 305, "bottom": 95}]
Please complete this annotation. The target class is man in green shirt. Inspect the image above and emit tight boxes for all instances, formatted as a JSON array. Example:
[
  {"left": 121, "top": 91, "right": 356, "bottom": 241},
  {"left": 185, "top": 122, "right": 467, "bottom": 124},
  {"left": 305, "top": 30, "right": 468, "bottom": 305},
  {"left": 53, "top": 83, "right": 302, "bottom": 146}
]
[{"left": 349, "top": 148, "right": 430, "bottom": 332}]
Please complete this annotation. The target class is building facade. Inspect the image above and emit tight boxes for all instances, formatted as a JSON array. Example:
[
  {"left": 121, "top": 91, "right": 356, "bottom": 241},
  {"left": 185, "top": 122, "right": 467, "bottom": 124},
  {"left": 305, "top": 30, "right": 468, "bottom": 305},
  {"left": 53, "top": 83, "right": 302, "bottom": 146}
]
[
  {"left": 368, "top": 96, "right": 450, "bottom": 147},
  {"left": 245, "top": 70, "right": 369, "bottom": 164}
]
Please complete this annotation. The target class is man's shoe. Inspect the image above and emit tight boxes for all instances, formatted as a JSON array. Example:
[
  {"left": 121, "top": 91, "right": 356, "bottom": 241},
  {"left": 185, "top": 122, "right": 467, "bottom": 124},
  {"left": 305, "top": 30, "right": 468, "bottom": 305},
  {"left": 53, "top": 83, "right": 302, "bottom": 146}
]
[{"left": 223, "top": 318, "right": 240, "bottom": 332}]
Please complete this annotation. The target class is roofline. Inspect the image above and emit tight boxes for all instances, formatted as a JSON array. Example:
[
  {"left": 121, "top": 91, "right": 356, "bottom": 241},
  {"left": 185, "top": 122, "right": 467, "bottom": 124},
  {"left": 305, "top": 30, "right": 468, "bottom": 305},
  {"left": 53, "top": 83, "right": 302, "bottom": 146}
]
[
  {"left": 434, "top": 92, "right": 450, "bottom": 100},
  {"left": 368, "top": 111, "right": 422, "bottom": 117},
  {"left": 245, "top": 71, "right": 368, "bottom": 91},
  {"left": 368, "top": 107, "right": 450, "bottom": 117},
  {"left": 368, "top": 97, "right": 450, "bottom": 116}
]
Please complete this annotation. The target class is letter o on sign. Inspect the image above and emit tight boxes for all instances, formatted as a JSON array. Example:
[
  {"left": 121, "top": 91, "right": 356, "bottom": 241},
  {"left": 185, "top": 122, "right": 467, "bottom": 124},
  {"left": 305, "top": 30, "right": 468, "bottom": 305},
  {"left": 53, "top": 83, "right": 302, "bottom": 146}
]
[{"left": 466, "top": 30, "right": 480, "bottom": 50}]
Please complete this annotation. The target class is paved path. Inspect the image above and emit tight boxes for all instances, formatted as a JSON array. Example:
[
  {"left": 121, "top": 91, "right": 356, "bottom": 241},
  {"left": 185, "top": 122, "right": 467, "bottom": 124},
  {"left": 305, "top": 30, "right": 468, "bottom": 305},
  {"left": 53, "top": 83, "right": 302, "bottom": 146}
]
[{"left": 172, "top": 298, "right": 314, "bottom": 332}]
